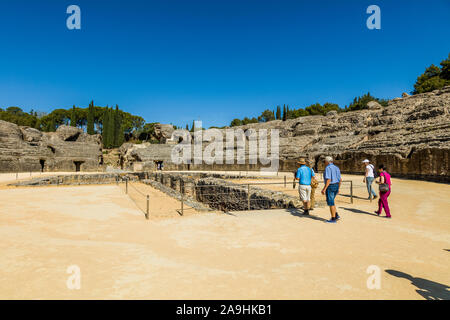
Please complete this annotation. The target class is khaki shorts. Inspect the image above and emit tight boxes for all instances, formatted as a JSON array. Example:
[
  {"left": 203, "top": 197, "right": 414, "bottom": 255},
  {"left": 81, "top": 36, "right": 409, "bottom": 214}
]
[{"left": 298, "top": 185, "right": 312, "bottom": 201}]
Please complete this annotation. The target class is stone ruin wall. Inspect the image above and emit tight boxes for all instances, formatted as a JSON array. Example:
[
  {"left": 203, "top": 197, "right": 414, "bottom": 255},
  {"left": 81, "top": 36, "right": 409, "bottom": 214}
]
[
  {"left": 0, "top": 121, "right": 103, "bottom": 173},
  {"left": 5, "top": 87, "right": 446, "bottom": 180},
  {"left": 120, "top": 86, "right": 450, "bottom": 182},
  {"left": 8, "top": 172, "right": 149, "bottom": 187}
]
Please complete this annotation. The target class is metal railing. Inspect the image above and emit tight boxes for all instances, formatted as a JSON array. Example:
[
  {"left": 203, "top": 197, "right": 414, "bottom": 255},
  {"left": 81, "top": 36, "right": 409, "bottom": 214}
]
[
  {"left": 116, "top": 173, "right": 359, "bottom": 218},
  {"left": 178, "top": 179, "right": 354, "bottom": 215}
]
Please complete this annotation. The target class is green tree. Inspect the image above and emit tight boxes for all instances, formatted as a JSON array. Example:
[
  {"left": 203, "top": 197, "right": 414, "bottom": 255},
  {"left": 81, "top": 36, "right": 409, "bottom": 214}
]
[
  {"left": 345, "top": 93, "right": 388, "bottom": 111},
  {"left": 0, "top": 107, "right": 39, "bottom": 128},
  {"left": 230, "top": 118, "right": 242, "bottom": 127},
  {"left": 413, "top": 55, "right": 450, "bottom": 94},
  {"left": 286, "top": 105, "right": 291, "bottom": 119},
  {"left": 440, "top": 53, "right": 450, "bottom": 80},
  {"left": 114, "top": 105, "right": 124, "bottom": 147},
  {"left": 39, "top": 108, "right": 70, "bottom": 131},
  {"left": 70, "top": 105, "right": 78, "bottom": 127},
  {"left": 276, "top": 106, "right": 281, "bottom": 120},
  {"left": 323, "top": 102, "right": 340, "bottom": 114},
  {"left": 48, "top": 118, "right": 56, "bottom": 132},
  {"left": 413, "top": 64, "right": 442, "bottom": 94},
  {"left": 304, "top": 103, "right": 323, "bottom": 115},
  {"left": 258, "top": 109, "right": 275, "bottom": 122},
  {"left": 87, "top": 101, "right": 95, "bottom": 134},
  {"left": 102, "top": 108, "right": 110, "bottom": 148},
  {"left": 107, "top": 108, "right": 115, "bottom": 148},
  {"left": 138, "top": 122, "right": 158, "bottom": 142},
  {"left": 242, "top": 117, "right": 258, "bottom": 125},
  {"left": 414, "top": 77, "right": 449, "bottom": 95}
]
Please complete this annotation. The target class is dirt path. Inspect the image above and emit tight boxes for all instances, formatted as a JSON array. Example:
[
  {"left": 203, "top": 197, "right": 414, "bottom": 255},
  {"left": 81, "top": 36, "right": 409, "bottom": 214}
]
[
  {"left": 120, "top": 181, "right": 200, "bottom": 219},
  {"left": 0, "top": 178, "right": 449, "bottom": 299}
]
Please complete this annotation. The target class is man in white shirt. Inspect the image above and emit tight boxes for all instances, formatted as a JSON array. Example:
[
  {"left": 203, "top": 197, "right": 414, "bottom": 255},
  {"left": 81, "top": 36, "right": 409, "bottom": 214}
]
[{"left": 362, "top": 159, "right": 377, "bottom": 200}]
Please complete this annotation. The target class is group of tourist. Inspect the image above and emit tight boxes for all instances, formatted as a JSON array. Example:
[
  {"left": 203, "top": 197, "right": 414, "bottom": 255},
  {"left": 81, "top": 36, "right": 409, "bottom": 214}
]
[{"left": 294, "top": 157, "right": 392, "bottom": 223}]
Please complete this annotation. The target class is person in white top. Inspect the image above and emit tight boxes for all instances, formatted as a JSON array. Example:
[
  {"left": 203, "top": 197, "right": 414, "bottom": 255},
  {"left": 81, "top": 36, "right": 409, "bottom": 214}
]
[{"left": 362, "top": 159, "right": 377, "bottom": 200}]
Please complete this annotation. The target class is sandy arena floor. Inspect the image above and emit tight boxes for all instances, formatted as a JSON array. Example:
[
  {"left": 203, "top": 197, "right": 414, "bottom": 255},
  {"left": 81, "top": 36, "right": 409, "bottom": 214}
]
[{"left": 0, "top": 174, "right": 449, "bottom": 299}]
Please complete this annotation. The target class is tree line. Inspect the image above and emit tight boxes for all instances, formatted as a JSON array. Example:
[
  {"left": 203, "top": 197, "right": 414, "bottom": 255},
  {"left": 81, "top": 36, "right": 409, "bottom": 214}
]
[
  {"left": 100, "top": 104, "right": 125, "bottom": 149},
  {"left": 2, "top": 53, "right": 448, "bottom": 142},
  {"left": 413, "top": 53, "right": 450, "bottom": 94},
  {"left": 229, "top": 94, "right": 387, "bottom": 127},
  {"left": 228, "top": 53, "right": 449, "bottom": 127},
  {"left": 0, "top": 101, "right": 144, "bottom": 148}
]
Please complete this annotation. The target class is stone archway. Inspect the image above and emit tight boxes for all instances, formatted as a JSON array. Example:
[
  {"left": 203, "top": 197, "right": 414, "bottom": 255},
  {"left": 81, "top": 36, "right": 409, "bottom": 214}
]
[
  {"left": 39, "top": 159, "right": 45, "bottom": 172},
  {"left": 74, "top": 161, "right": 84, "bottom": 172}
]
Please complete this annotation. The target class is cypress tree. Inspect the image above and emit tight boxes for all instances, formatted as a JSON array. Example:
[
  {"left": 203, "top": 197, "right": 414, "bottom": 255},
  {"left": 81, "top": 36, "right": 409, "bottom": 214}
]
[
  {"left": 70, "top": 105, "right": 78, "bottom": 127},
  {"left": 117, "top": 124, "right": 124, "bottom": 147},
  {"left": 107, "top": 108, "right": 115, "bottom": 148},
  {"left": 87, "top": 101, "right": 95, "bottom": 134},
  {"left": 276, "top": 106, "right": 281, "bottom": 120},
  {"left": 102, "top": 108, "right": 110, "bottom": 148},
  {"left": 113, "top": 105, "right": 119, "bottom": 146},
  {"left": 282, "top": 105, "right": 287, "bottom": 121},
  {"left": 114, "top": 105, "right": 124, "bottom": 147}
]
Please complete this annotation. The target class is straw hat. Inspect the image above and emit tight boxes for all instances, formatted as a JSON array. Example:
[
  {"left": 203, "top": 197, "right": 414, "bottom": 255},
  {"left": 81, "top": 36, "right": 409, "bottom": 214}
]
[{"left": 296, "top": 158, "right": 307, "bottom": 165}]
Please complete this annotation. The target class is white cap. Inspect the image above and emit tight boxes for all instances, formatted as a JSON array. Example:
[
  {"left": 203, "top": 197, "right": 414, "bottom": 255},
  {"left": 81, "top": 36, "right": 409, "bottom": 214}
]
[{"left": 362, "top": 159, "right": 370, "bottom": 163}]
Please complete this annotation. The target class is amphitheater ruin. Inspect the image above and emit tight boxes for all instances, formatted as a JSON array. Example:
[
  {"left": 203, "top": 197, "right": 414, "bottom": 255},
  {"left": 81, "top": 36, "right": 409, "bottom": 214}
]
[
  {"left": 121, "top": 87, "right": 449, "bottom": 182},
  {"left": 1, "top": 86, "right": 448, "bottom": 181},
  {"left": 0, "top": 87, "right": 449, "bottom": 300}
]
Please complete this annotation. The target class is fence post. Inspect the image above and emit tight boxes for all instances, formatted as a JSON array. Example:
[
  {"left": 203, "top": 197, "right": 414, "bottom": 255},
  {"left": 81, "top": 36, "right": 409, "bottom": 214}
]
[
  {"left": 126, "top": 179, "right": 128, "bottom": 194},
  {"left": 284, "top": 175, "right": 286, "bottom": 188},
  {"left": 247, "top": 184, "right": 250, "bottom": 210},
  {"left": 350, "top": 180, "right": 353, "bottom": 204},
  {"left": 146, "top": 195, "right": 149, "bottom": 219},
  {"left": 181, "top": 194, "right": 184, "bottom": 216}
]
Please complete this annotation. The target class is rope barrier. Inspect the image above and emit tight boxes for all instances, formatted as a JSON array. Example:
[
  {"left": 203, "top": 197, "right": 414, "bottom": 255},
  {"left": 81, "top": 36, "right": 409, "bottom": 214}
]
[
  {"left": 120, "top": 179, "right": 149, "bottom": 219},
  {"left": 128, "top": 181, "right": 147, "bottom": 197}
]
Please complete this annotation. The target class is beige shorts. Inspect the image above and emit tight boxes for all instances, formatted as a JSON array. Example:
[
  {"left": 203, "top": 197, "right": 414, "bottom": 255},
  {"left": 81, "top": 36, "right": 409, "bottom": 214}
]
[{"left": 298, "top": 185, "right": 312, "bottom": 201}]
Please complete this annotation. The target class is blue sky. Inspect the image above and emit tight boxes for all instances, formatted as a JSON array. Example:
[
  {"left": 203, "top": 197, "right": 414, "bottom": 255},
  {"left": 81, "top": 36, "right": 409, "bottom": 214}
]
[{"left": 0, "top": 0, "right": 449, "bottom": 128}]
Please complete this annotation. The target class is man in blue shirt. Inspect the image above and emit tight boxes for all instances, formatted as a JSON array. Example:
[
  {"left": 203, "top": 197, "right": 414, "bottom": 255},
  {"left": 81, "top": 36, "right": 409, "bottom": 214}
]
[
  {"left": 295, "top": 158, "right": 315, "bottom": 215},
  {"left": 321, "top": 156, "right": 342, "bottom": 223}
]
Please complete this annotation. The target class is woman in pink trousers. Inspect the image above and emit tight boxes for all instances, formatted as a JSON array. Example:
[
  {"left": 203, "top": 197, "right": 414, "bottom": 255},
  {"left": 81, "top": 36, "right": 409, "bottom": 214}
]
[{"left": 375, "top": 164, "right": 392, "bottom": 218}]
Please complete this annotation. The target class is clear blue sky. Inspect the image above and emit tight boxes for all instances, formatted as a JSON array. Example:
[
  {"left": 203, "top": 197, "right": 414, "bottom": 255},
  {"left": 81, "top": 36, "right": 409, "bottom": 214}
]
[{"left": 0, "top": 0, "right": 449, "bottom": 128}]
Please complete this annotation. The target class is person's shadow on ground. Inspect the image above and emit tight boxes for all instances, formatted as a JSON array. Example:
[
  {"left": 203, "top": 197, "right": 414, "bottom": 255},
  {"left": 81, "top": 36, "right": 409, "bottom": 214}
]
[
  {"left": 285, "top": 208, "right": 328, "bottom": 222},
  {"left": 339, "top": 207, "right": 379, "bottom": 217},
  {"left": 339, "top": 194, "right": 368, "bottom": 200},
  {"left": 385, "top": 269, "right": 450, "bottom": 300}
]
